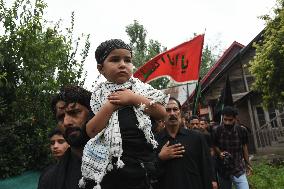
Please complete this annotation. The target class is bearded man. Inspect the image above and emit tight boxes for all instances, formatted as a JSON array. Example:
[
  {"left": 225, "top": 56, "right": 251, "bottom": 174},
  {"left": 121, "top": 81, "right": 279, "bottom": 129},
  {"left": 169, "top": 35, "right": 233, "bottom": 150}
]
[
  {"left": 38, "top": 85, "right": 95, "bottom": 189},
  {"left": 213, "top": 106, "right": 252, "bottom": 189}
]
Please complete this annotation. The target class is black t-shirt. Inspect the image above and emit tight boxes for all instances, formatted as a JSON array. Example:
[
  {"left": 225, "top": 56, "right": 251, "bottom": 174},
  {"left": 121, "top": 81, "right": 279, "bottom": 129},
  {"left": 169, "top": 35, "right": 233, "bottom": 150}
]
[
  {"left": 100, "top": 106, "right": 156, "bottom": 189},
  {"left": 118, "top": 106, "right": 155, "bottom": 162}
]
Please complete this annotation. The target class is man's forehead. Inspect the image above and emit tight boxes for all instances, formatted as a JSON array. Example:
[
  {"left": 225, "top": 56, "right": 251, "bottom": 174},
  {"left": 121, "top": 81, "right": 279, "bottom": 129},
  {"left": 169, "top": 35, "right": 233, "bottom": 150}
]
[
  {"left": 65, "top": 102, "right": 89, "bottom": 113},
  {"left": 223, "top": 115, "right": 235, "bottom": 119},
  {"left": 190, "top": 119, "right": 199, "bottom": 123},
  {"left": 56, "top": 102, "right": 81, "bottom": 113},
  {"left": 56, "top": 101, "right": 65, "bottom": 109},
  {"left": 167, "top": 100, "right": 179, "bottom": 107},
  {"left": 65, "top": 102, "right": 77, "bottom": 109}
]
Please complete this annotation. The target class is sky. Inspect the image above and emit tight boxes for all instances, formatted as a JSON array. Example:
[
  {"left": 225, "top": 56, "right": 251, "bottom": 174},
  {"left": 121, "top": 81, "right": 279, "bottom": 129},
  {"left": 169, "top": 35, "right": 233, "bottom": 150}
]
[{"left": 5, "top": 0, "right": 278, "bottom": 90}]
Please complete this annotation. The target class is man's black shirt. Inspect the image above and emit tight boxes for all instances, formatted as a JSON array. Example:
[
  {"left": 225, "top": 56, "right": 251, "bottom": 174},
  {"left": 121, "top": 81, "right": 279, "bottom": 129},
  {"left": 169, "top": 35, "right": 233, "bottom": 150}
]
[
  {"left": 155, "top": 127, "right": 212, "bottom": 189},
  {"left": 38, "top": 148, "right": 95, "bottom": 189}
]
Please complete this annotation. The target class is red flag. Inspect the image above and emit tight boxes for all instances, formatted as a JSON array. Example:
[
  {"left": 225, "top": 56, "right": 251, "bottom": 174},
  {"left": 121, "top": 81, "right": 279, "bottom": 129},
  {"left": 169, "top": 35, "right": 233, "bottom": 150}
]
[{"left": 133, "top": 34, "right": 204, "bottom": 83}]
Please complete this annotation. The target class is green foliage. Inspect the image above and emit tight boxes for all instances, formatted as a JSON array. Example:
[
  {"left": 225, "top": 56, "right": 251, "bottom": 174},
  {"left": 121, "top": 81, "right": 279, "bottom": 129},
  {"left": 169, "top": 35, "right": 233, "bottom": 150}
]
[
  {"left": 248, "top": 161, "right": 284, "bottom": 189},
  {"left": 126, "top": 20, "right": 147, "bottom": 69},
  {"left": 249, "top": 0, "right": 284, "bottom": 107},
  {"left": 0, "top": 0, "right": 90, "bottom": 178},
  {"left": 125, "top": 20, "right": 169, "bottom": 89},
  {"left": 200, "top": 44, "right": 218, "bottom": 78}
]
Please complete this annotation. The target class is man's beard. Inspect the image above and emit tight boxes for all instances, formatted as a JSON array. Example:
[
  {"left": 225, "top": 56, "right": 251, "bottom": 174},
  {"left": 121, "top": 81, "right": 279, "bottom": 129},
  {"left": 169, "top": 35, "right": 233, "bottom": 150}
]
[
  {"left": 224, "top": 123, "right": 234, "bottom": 129},
  {"left": 63, "top": 124, "right": 90, "bottom": 147}
]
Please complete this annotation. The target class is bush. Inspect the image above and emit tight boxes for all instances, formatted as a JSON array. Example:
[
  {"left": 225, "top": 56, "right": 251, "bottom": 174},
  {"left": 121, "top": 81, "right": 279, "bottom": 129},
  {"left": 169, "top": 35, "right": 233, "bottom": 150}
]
[
  {"left": 0, "top": 0, "right": 89, "bottom": 178},
  {"left": 248, "top": 160, "right": 284, "bottom": 189}
]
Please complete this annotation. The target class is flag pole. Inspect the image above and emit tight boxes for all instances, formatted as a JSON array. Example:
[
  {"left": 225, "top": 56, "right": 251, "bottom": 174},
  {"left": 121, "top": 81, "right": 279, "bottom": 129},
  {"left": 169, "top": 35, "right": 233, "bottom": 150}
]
[{"left": 187, "top": 82, "right": 190, "bottom": 114}]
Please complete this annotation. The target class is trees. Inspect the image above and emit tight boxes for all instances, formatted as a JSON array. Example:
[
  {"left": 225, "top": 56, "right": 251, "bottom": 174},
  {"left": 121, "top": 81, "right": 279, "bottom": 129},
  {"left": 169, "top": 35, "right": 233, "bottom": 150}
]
[
  {"left": 125, "top": 20, "right": 169, "bottom": 89},
  {"left": 0, "top": 0, "right": 90, "bottom": 178},
  {"left": 200, "top": 44, "right": 218, "bottom": 78},
  {"left": 249, "top": 0, "right": 284, "bottom": 107}
]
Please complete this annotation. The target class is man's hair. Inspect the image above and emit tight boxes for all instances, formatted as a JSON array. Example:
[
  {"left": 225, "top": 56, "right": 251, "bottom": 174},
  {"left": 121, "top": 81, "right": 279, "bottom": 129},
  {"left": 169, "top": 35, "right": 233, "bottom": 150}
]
[
  {"left": 169, "top": 97, "right": 181, "bottom": 109},
  {"left": 189, "top": 115, "right": 199, "bottom": 122},
  {"left": 200, "top": 117, "right": 208, "bottom": 123},
  {"left": 181, "top": 111, "right": 189, "bottom": 118},
  {"left": 221, "top": 106, "right": 238, "bottom": 117},
  {"left": 48, "top": 128, "right": 63, "bottom": 138},
  {"left": 51, "top": 93, "right": 61, "bottom": 117},
  {"left": 58, "top": 85, "right": 92, "bottom": 111}
]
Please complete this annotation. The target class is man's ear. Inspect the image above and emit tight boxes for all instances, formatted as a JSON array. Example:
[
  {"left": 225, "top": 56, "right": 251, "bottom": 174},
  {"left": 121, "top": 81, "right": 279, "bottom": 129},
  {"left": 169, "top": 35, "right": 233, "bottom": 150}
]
[{"left": 97, "top": 64, "right": 103, "bottom": 74}]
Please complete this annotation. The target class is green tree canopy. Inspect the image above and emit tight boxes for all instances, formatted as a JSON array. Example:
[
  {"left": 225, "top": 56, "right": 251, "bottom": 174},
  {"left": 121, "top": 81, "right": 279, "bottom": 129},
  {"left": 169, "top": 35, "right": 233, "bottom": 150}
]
[
  {"left": 200, "top": 44, "right": 219, "bottom": 78},
  {"left": 0, "top": 0, "right": 90, "bottom": 178},
  {"left": 249, "top": 0, "right": 284, "bottom": 107},
  {"left": 125, "top": 20, "right": 169, "bottom": 89}
]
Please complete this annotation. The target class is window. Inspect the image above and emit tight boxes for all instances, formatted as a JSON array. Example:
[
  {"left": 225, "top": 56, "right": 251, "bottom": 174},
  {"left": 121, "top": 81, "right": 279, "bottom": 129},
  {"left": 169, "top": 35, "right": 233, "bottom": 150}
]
[
  {"left": 256, "top": 106, "right": 266, "bottom": 127},
  {"left": 268, "top": 107, "right": 278, "bottom": 128},
  {"left": 277, "top": 105, "right": 284, "bottom": 127}
]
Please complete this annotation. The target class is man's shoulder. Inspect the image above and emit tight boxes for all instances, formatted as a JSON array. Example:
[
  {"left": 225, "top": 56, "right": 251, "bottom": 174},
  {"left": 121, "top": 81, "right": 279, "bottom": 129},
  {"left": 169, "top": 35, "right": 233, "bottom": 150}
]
[
  {"left": 187, "top": 128, "right": 202, "bottom": 136},
  {"left": 236, "top": 124, "right": 248, "bottom": 132},
  {"left": 185, "top": 129, "right": 208, "bottom": 143},
  {"left": 215, "top": 124, "right": 223, "bottom": 131},
  {"left": 155, "top": 128, "right": 167, "bottom": 140},
  {"left": 39, "top": 164, "right": 55, "bottom": 178},
  {"left": 40, "top": 149, "right": 72, "bottom": 175},
  {"left": 38, "top": 149, "right": 73, "bottom": 189},
  {"left": 38, "top": 164, "right": 58, "bottom": 188}
]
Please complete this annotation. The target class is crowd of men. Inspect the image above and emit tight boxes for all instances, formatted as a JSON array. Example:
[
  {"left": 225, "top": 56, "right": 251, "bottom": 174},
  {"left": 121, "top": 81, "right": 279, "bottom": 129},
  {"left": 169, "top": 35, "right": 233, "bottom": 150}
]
[{"left": 38, "top": 85, "right": 252, "bottom": 189}]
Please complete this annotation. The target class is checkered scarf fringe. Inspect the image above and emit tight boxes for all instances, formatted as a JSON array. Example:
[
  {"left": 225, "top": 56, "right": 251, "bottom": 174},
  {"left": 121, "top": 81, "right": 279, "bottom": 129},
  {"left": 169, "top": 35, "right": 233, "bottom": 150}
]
[{"left": 79, "top": 77, "right": 169, "bottom": 189}]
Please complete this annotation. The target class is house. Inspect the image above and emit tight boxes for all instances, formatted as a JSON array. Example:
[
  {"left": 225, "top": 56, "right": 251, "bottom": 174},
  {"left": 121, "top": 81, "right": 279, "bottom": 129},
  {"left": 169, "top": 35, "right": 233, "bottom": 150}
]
[{"left": 183, "top": 30, "right": 284, "bottom": 154}]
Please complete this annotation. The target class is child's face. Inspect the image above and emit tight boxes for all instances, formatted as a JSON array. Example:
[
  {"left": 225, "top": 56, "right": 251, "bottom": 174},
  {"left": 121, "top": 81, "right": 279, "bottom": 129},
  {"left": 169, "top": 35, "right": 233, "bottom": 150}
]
[
  {"left": 98, "top": 49, "right": 133, "bottom": 84},
  {"left": 50, "top": 134, "right": 69, "bottom": 159}
]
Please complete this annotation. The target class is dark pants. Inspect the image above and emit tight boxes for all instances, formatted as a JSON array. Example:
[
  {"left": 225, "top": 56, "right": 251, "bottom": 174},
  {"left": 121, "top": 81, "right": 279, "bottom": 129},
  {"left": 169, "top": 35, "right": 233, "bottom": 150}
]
[{"left": 101, "top": 162, "right": 150, "bottom": 189}]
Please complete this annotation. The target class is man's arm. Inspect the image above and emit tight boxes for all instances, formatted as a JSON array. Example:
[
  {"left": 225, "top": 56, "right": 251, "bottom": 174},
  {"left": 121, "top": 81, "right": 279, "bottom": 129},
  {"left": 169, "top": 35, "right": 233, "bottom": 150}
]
[
  {"left": 243, "top": 144, "right": 253, "bottom": 175},
  {"left": 199, "top": 134, "right": 213, "bottom": 189},
  {"left": 240, "top": 125, "right": 252, "bottom": 175}
]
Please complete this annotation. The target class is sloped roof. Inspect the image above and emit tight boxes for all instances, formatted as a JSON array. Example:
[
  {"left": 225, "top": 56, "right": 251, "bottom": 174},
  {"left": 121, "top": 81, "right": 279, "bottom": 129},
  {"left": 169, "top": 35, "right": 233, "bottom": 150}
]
[
  {"left": 201, "top": 30, "right": 264, "bottom": 94},
  {"left": 183, "top": 29, "right": 265, "bottom": 106},
  {"left": 201, "top": 41, "right": 244, "bottom": 88},
  {"left": 182, "top": 41, "right": 244, "bottom": 106}
]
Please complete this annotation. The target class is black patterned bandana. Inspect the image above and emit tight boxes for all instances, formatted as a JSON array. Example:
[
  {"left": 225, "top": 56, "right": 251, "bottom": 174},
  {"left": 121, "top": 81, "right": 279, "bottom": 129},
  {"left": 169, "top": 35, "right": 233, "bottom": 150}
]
[{"left": 95, "top": 39, "right": 132, "bottom": 65}]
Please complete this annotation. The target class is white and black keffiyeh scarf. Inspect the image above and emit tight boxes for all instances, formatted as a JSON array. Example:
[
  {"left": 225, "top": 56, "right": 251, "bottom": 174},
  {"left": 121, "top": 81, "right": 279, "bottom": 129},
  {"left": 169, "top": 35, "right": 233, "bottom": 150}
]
[{"left": 79, "top": 77, "right": 169, "bottom": 189}]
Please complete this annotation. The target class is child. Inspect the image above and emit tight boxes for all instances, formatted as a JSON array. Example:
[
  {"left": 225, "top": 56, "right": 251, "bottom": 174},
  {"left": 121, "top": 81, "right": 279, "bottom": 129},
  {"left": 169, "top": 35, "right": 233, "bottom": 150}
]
[
  {"left": 79, "top": 39, "right": 169, "bottom": 189},
  {"left": 48, "top": 128, "right": 70, "bottom": 160}
]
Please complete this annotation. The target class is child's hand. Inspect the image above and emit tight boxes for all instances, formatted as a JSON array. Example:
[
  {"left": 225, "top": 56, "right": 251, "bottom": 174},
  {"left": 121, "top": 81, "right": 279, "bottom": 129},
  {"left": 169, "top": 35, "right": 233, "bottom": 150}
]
[
  {"left": 105, "top": 100, "right": 121, "bottom": 111},
  {"left": 108, "top": 89, "right": 136, "bottom": 106}
]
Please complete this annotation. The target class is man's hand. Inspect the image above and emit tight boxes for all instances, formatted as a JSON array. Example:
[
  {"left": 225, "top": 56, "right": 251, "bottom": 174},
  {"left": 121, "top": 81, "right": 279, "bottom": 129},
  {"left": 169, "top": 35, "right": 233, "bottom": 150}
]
[
  {"left": 219, "top": 151, "right": 229, "bottom": 159},
  {"left": 212, "top": 181, "right": 218, "bottom": 189},
  {"left": 219, "top": 151, "right": 225, "bottom": 159},
  {"left": 246, "top": 164, "right": 253, "bottom": 176},
  {"left": 158, "top": 141, "right": 185, "bottom": 161}
]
